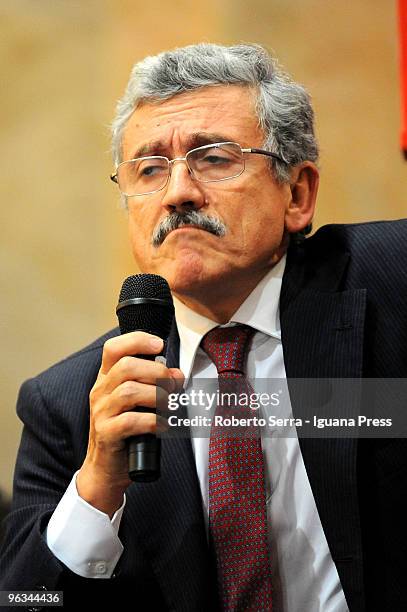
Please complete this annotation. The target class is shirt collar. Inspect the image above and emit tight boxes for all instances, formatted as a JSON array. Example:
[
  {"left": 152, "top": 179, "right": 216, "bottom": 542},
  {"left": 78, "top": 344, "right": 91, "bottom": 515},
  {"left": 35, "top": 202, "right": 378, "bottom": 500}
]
[{"left": 173, "top": 254, "right": 286, "bottom": 382}]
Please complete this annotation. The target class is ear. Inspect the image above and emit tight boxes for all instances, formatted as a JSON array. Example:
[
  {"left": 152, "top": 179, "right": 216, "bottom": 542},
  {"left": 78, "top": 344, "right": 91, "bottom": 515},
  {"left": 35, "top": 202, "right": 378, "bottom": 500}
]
[{"left": 284, "top": 162, "right": 319, "bottom": 234}]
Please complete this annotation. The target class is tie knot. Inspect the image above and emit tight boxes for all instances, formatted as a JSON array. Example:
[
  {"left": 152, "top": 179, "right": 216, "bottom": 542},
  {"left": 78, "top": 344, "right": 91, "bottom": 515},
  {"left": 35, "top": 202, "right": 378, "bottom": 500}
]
[{"left": 201, "top": 324, "right": 255, "bottom": 376}]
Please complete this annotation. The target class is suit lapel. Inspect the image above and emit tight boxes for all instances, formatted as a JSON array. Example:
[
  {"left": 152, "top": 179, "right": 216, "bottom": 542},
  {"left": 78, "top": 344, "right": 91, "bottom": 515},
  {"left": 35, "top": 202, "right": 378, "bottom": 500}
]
[
  {"left": 125, "top": 437, "right": 215, "bottom": 611},
  {"left": 280, "top": 237, "right": 367, "bottom": 611},
  {"left": 165, "top": 319, "right": 181, "bottom": 369},
  {"left": 126, "top": 323, "right": 216, "bottom": 611}
]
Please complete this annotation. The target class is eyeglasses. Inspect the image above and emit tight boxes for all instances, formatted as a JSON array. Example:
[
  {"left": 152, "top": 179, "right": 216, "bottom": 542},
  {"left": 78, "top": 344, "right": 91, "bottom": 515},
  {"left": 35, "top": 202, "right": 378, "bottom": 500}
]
[{"left": 110, "top": 141, "right": 286, "bottom": 197}]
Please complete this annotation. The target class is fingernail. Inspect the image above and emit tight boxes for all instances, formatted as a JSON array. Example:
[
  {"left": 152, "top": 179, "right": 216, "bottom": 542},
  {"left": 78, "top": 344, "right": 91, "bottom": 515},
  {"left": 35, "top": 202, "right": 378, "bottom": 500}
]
[{"left": 150, "top": 337, "right": 163, "bottom": 350}]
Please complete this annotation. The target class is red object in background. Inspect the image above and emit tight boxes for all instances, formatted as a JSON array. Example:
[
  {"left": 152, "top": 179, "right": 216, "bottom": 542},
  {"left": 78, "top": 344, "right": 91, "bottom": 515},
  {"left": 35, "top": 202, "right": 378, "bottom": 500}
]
[{"left": 399, "top": 0, "right": 407, "bottom": 157}]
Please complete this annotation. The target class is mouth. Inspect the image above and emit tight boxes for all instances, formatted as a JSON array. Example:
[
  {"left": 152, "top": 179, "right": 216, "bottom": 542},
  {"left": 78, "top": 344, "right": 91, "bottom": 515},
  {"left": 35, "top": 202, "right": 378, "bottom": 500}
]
[
  {"left": 168, "top": 225, "right": 206, "bottom": 235},
  {"left": 151, "top": 211, "right": 227, "bottom": 248},
  {"left": 161, "top": 225, "right": 214, "bottom": 244}
]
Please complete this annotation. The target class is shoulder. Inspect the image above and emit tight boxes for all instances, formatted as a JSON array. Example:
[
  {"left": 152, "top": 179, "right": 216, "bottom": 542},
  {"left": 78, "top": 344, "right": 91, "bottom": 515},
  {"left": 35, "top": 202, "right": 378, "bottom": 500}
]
[
  {"left": 303, "top": 219, "right": 407, "bottom": 292},
  {"left": 308, "top": 219, "right": 407, "bottom": 256}
]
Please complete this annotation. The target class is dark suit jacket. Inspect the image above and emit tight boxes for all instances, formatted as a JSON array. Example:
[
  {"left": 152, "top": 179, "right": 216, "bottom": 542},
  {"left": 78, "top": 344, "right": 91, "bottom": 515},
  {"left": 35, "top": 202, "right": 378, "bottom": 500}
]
[{"left": 1, "top": 220, "right": 407, "bottom": 612}]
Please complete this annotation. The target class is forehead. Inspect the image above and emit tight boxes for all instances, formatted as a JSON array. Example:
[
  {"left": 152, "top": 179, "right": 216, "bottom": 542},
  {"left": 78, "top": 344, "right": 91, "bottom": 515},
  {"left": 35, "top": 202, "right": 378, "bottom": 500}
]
[{"left": 121, "top": 85, "right": 264, "bottom": 158}]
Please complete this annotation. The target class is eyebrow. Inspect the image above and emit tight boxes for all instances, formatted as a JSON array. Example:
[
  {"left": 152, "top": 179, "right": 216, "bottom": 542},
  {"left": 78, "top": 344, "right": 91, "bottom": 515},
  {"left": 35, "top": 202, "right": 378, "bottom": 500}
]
[{"left": 129, "top": 132, "right": 233, "bottom": 159}]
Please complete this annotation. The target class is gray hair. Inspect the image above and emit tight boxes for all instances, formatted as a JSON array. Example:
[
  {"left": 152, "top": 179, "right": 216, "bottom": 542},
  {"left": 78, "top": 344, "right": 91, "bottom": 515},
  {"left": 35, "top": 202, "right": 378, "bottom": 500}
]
[{"left": 111, "top": 42, "right": 319, "bottom": 185}]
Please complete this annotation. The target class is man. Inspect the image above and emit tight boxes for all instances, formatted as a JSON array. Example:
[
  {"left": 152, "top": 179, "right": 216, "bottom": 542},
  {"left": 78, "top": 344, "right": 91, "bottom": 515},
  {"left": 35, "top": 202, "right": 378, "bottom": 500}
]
[{"left": 1, "top": 43, "right": 406, "bottom": 612}]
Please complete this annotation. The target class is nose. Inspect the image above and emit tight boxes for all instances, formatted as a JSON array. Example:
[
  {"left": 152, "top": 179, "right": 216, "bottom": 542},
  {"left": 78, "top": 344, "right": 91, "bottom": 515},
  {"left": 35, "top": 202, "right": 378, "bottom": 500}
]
[{"left": 160, "top": 159, "right": 206, "bottom": 213}]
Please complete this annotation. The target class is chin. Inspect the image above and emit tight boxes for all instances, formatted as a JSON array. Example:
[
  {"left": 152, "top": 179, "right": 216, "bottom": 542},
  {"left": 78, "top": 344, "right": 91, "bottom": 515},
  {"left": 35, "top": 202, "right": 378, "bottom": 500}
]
[{"left": 158, "top": 252, "right": 214, "bottom": 295}]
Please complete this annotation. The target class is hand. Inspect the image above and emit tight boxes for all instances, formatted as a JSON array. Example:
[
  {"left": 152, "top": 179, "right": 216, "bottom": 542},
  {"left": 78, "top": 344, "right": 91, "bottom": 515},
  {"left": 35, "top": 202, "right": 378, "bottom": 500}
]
[{"left": 76, "top": 332, "right": 184, "bottom": 517}]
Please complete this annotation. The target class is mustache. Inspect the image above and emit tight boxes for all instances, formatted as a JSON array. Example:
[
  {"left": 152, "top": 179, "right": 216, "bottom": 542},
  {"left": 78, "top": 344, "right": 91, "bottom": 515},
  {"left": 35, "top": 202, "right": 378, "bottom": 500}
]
[{"left": 151, "top": 210, "right": 227, "bottom": 247}]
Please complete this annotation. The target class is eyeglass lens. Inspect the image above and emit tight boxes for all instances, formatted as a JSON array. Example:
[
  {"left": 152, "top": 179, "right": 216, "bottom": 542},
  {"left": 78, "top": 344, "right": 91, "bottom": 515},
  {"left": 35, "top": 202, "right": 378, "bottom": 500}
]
[{"left": 117, "top": 142, "right": 244, "bottom": 196}]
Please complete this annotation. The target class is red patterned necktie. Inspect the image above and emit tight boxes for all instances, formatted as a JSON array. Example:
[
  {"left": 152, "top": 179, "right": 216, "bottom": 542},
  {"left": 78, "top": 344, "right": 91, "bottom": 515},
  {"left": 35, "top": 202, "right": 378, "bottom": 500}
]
[{"left": 201, "top": 325, "right": 273, "bottom": 611}]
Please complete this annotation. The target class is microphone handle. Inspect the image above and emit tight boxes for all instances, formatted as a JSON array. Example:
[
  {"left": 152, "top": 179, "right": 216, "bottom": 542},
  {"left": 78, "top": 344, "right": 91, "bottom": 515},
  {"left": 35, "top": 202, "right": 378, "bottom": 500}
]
[
  {"left": 128, "top": 429, "right": 161, "bottom": 482},
  {"left": 127, "top": 352, "right": 163, "bottom": 483}
]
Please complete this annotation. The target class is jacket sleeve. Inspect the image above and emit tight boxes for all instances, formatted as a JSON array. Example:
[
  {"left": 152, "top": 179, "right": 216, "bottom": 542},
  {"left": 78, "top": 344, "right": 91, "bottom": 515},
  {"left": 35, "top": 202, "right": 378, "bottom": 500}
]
[{"left": 0, "top": 376, "right": 75, "bottom": 592}]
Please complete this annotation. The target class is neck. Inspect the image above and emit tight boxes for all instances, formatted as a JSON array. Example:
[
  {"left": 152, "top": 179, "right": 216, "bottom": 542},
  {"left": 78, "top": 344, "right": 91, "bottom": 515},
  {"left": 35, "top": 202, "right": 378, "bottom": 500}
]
[
  {"left": 173, "top": 259, "right": 282, "bottom": 324},
  {"left": 173, "top": 287, "right": 254, "bottom": 324}
]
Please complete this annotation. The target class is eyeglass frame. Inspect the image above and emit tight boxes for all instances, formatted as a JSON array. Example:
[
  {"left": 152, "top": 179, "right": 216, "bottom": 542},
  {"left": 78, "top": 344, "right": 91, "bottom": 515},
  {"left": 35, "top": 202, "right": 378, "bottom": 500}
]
[{"left": 110, "top": 141, "right": 288, "bottom": 197}]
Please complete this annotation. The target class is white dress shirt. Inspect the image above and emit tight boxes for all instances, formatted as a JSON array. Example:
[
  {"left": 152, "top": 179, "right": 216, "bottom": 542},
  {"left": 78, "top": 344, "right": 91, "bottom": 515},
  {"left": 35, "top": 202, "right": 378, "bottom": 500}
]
[{"left": 47, "top": 255, "right": 349, "bottom": 611}]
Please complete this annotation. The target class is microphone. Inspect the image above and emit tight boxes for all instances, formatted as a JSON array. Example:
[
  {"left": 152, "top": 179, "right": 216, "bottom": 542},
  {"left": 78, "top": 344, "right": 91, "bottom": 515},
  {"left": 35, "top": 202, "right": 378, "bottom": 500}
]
[{"left": 116, "top": 274, "right": 174, "bottom": 482}]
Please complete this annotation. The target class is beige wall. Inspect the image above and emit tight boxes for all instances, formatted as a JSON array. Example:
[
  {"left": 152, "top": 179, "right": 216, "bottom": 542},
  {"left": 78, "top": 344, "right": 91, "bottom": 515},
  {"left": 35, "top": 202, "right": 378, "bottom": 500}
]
[{"left": 1, "top": 0, "right": 405, "bottom": 496}]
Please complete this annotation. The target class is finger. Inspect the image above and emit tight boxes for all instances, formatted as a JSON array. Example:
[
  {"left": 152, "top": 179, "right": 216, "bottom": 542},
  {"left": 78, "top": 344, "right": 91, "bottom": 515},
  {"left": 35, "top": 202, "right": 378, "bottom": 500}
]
[
  {"left": 167, "top": 368, "right": 185, "bottom": 391},
  {"left": 100, "top": 332, "right": 164, "bottom": 375},
  {"left": 102, "top": 357, "right": 176, "bottom": 395},
  {"left": 104, "top": 410, "right": 162, "bottom": 441},
  {"left": 98, "top": 380, "right": 166, "bottom": 418}
]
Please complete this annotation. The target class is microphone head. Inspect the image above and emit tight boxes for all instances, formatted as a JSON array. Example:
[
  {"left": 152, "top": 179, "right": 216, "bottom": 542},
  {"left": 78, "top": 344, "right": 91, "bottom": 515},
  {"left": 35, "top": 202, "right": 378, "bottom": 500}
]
[
  {"left": 118, "top": 274, "right": 172, "bottom": 303},
  {"left": 116, "top": 274, "right": 174, "bottom": 338}
]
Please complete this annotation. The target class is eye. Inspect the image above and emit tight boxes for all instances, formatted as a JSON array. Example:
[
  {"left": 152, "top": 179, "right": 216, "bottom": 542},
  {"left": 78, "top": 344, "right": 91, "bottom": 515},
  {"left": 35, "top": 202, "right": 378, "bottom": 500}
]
[
  {"left": 201, "top": 154, "right": 231, "bottom": 165},
  {"left": 135, "top": 159, "right": 168, "bottom": 178},
  {"left": 140, "top": 164, "right": 164, "bottom": 176}
]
